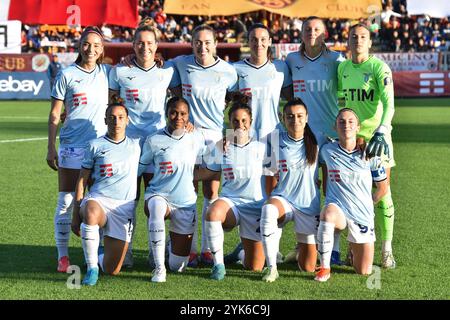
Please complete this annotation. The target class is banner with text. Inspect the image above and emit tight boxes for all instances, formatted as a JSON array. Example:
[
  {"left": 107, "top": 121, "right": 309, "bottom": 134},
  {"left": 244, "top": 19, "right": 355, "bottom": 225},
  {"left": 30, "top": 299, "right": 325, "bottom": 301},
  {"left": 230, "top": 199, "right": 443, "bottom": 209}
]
[
  {"left": 374, "top": 52, "right": 439, "bottom": 72},
  {"left": 165, "top": 0, "right": 382, "bottom": 19},
  {"left": 0, "top": 72, "right": 51, "bottom": 99}
]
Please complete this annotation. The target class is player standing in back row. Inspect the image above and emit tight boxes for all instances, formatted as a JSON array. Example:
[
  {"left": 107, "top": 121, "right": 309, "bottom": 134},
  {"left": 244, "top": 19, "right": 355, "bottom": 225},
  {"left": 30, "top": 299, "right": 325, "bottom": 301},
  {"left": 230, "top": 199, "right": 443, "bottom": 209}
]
[
  {"left": 108, "top": 20, "right": 181, "bottom": 267},
  {"left": 337, "top": 23, "right": 396, "bottom": 268},
  {"left": 285, "top": 16, "right": 345, "bottom": 265},
  {"left": 171, "top": 24, "right": 238, "bottom": 266},
  {"left": 47, "top": 26, "right": 110, "bottom": 273}
]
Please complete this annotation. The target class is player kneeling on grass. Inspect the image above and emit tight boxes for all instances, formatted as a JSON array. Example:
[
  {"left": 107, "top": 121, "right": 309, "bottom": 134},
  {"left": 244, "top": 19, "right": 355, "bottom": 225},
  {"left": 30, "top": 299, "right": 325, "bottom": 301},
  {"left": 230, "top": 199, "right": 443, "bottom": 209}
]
[
  {"left": 71, "top": 99, "right": 141, "bottom": 286},
  {"left": 315, "top": 108, "right": 388, "bottom": 282},
  {"left": 260, "top": 98, "right": 320, "bottom": 282},
  {"left": 138, "top": 97, "right": 210, "bottom": 283},
  {"left": 195, "top": 94, "right": 272, "bottom": 281}
]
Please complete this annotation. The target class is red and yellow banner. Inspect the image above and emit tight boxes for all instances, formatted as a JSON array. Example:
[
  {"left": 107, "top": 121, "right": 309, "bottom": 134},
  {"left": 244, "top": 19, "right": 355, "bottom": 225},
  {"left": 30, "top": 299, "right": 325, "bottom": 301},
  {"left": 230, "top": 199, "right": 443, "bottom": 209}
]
[{"left": 164, "top": 0, "right": 382, "bottom": 19}]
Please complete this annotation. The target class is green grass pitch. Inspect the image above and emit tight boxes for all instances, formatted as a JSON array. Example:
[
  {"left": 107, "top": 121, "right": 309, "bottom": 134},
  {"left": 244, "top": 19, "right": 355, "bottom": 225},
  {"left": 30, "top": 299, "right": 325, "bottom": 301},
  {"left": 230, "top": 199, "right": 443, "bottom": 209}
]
[{"left": 0, "top": 99, "right": 449, "bottom": 300}]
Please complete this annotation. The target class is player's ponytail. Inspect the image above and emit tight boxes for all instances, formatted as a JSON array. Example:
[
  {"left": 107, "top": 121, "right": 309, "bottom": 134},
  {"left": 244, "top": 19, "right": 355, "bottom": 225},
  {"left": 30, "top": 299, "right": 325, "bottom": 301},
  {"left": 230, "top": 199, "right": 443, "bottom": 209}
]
[
  {"left": 228, "top": 92, "right": 252, "bottom": 121},
  {"left": 75, "top": 26, "right": 105, "bottom": 65},
  {"left": 283, "top": 98, "right": 318, "bottom": 166}
]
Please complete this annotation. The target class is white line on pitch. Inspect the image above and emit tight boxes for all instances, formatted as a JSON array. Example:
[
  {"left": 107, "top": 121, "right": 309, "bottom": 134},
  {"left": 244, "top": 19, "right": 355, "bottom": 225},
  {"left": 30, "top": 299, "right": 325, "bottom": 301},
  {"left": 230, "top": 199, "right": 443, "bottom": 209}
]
[
  {"left": 0, "top": 137, "right": 49, "bottom": 143},
  {"left": 0, "top": 116, "right": 47, "bottom": 120}
]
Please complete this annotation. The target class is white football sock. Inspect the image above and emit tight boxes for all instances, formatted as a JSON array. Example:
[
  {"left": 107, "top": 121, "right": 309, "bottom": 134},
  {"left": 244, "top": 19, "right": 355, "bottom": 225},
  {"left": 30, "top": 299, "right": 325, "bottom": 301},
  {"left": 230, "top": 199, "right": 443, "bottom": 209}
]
[
  {"left": 317, "top": 221, "right": 334, "bottom": 269},
  {"left": 382, "top": 240, "right": 392, "bottom": 253},
  {"left": 81, "top": 223, "right": 99, "bottom": 269},
  {"left": 201, "top": 198, "right": 215, "bottom": 253},
  {"left": 147, "top": 197, "right": 167, "bottom": 269},
  {"left": 205, "top": 220, "right": 224, "bottom": 265},
  {"left": 261, "top": 204, "right": 281, "bottom": 268},
  {"left": 54, "top": 192, "right": 74, "bottom": 259}
]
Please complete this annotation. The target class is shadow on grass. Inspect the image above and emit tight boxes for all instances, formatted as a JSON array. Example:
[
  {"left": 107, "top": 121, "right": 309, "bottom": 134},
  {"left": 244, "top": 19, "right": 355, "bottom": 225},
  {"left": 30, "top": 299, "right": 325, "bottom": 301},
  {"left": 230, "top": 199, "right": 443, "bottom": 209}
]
[
  {"left": 0, "top": 122, "right": 48, "bottom": 137},
  {"left": 395, "top": 97, "right": 450, "bottom": 107},
  {"left": 0, "top": 244, "right": 156, "bottom": 282},
  {"left": 393, "top": 124, "right": 450, "bottom": 144}
]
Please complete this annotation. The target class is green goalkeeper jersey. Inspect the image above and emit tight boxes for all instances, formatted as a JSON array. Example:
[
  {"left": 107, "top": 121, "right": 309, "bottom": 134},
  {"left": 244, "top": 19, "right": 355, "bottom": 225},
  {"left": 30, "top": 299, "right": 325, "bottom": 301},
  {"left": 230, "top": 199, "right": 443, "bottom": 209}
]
[{"left": 337, "top": 55, "right": 395, "bottom": 141}]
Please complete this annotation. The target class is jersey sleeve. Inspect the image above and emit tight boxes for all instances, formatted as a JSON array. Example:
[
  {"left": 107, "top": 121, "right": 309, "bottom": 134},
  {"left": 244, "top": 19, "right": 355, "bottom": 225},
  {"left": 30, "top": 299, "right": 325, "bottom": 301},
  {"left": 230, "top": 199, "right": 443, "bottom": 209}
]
[
  {"left": 375, "top": 61, "right": 395, "bottom": 128},
  {"left": 81, "top": 142, "right": 95, "bottom": 170},
  {"left": 168, "top": 62, "right": 181, "bottom": 89},
  {"left": 336, "top": 62, "right": 344, "bottom": 99},
  {"left": 138, "top": 136, "right": 154, "bottom": 176},
  {"left": 263, "top": 134, "right": 278, "bottom": 176},
  {"left": 369, "top": 157, "right": 387, "bottom": 182},
  {"left": 227, "top": 66, "right": 239, "bottom": 92},
  {"left": 103, "top": 63, "right": 112, "bottom": 76},
  {"left": 108, "top": 65, "right": 120, "bottom": 91},
  {"left": 280, "top": 60, "right": 293, "bottom": 88},
  {"left": 318, "top": 144, "right": 327, "bottom": 165},
  {"left": 51, "top": 70, "right": 67, "bottom": 100}
]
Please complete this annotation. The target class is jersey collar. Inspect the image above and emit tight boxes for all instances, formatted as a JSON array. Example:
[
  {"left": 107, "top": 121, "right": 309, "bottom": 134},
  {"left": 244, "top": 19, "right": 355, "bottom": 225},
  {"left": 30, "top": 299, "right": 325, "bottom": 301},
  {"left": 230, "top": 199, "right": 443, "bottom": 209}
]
[
  {"left": 133, "top": 59, "right": 157, "bottom": 72},
  {"left": 164, "top": 127, "right": 185, "bottom": 140},
  {"left": 194, "top": 56, "right": 220, "bottom": 69},
  {"left": 303, "top": 50, "right": 323, "bottom": 62},
  {"left": 338, "top": 143, "right": 359, "bottom": 154},
  {"left": 75, "top": 63, "right": 98, "bottom": 74},
  {"left": 286, "top": 133, "right": 304, "bottom": 143},
  {"left": 243, "top": 58, "right": 269, "bottom": 69},
  {"left": 104, "top": 135, "right": 126, "bottom": 145}
]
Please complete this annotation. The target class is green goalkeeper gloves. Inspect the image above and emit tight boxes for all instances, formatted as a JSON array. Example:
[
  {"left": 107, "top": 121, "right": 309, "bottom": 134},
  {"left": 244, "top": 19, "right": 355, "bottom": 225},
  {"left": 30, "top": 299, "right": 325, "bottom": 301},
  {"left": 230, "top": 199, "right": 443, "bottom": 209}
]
[{"left": 367, "top": 132, "right": 389, "bottom": 158}]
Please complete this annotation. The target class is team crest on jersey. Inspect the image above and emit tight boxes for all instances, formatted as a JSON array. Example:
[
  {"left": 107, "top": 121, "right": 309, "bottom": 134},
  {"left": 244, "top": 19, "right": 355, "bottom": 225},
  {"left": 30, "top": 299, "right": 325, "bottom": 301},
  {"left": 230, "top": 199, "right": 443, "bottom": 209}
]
[
  {"left": 247, "top": 0, "right": 295, "bottom": 9},
  {"left": 158, "top": 71, "right": 164, "bottom": 82},
  {"left": 384, "top": 76, "right": 392, "bottom": 86},
  {"left": 363, "top": 73, "right": 372, "bottom": 82},
  {"left": 214, "top": 72, "right": 222, "bottom": 83}
]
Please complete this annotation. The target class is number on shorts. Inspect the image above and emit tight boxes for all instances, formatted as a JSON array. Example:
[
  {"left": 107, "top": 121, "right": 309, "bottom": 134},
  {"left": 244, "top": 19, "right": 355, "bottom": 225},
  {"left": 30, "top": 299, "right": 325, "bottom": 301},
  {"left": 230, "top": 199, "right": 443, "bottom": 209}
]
[{"left": 356, "top": 223, "right": 368, "bottom": 234}]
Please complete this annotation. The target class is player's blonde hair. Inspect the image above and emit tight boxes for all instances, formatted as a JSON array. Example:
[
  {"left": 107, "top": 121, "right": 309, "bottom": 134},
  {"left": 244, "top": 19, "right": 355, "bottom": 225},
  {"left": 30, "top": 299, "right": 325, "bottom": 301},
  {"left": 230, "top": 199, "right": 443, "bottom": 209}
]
[{"left": 134, "top": 17, "right": 161, "bottom": 43}]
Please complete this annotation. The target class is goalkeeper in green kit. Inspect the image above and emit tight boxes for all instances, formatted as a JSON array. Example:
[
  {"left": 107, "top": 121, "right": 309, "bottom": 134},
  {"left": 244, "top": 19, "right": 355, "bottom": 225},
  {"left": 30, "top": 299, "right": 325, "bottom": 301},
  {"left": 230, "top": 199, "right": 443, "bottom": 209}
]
[{"left": 337, "top": 23, "right": 396, "bottom": 269}]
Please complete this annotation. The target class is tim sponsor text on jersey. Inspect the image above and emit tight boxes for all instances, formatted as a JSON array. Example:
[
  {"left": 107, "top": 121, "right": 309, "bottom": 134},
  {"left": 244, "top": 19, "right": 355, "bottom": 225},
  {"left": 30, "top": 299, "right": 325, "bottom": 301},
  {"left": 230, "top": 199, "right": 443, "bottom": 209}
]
[{"left": 342, "top": 88, "right": 375, "bottom": 102}]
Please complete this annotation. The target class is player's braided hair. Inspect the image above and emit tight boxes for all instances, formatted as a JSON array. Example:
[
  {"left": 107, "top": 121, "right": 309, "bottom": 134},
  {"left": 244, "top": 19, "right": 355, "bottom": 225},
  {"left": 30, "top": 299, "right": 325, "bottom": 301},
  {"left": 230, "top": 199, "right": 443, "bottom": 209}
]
[
  {"left": 283, "top": 98, "right": 318, "bottom": 166},
  {"left": 106, "top": 94, "right": 128, "bottom": 116},
  {"left": 247, "top": 23, "right": 273, "bottom": 62},
  {"left": 75, "top": 26, "right": 105, "bottom": 65},
  {"left": 228, "top": 92, "right": 252, "bottom": 121},
  {"left": 299, "top": 16, "right": 329, "bottom": 56}
]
